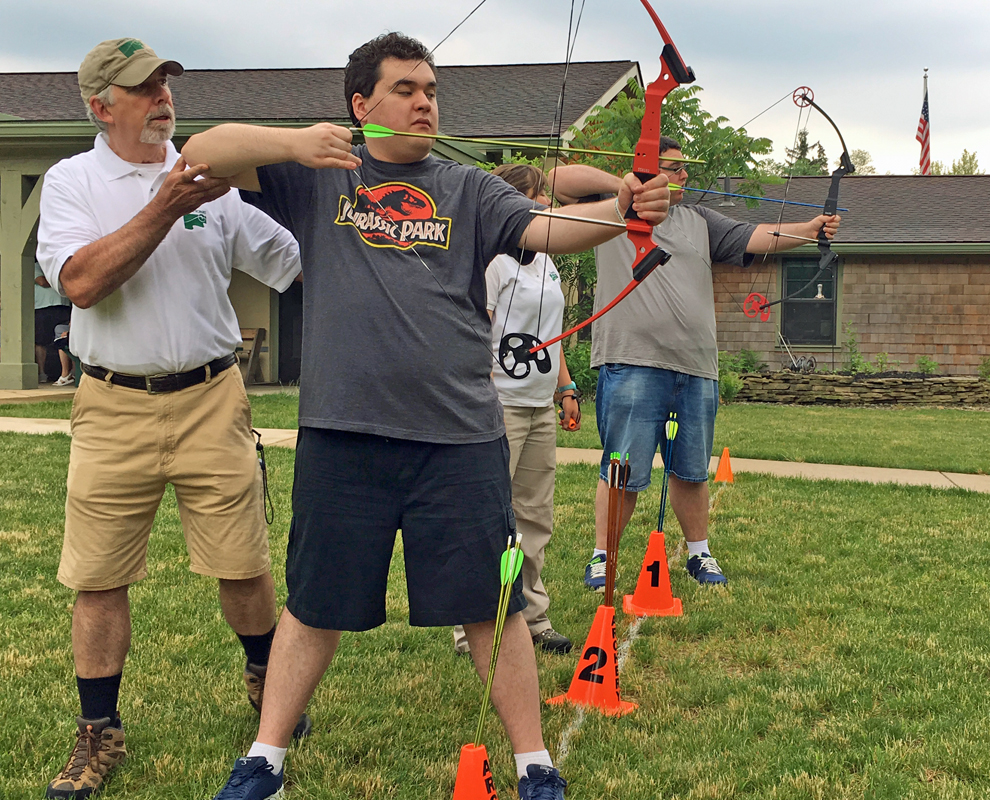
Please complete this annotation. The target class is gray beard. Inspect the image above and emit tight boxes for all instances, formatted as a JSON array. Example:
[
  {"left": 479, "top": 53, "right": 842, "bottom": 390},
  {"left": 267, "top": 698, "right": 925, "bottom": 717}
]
[{"left": 140, "top": 118, "right": 175, "bottom": 144}]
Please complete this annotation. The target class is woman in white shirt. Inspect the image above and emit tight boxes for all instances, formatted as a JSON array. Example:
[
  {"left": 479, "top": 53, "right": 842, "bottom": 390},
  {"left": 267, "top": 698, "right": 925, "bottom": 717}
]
[{"left": 454, "top": 163, "right": 581, "bottom": 656}]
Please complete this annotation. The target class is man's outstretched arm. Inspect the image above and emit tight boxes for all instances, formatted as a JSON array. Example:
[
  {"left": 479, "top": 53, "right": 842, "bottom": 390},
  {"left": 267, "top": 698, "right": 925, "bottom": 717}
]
[
  {"left": 182, "top": 123, "right": 361, "bottom": 190},
  {"left": 519, "top": 172, "right": 669, "bottom": 255},
  {"left": 746, "top": 215, "right": 842, "bottom": 254}
]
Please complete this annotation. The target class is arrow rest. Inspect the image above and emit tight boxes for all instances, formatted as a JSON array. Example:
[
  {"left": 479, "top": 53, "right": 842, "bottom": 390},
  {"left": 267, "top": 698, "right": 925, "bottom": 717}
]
[{"left": 498, "top": 332, "right": 552, "bottom": 380}]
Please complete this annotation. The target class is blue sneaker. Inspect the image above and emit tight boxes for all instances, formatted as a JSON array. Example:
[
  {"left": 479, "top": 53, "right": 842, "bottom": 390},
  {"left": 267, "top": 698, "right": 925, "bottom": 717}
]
[
  {"left": 213, "top": 756, "right": 284, "bottom": 799},
  {"left": 584, "top": 554, "right": 606, "bottom": 592},
  {"left": 518, "top": 764, "right": 567, "bottom": 799},
  {"left": 687, "top": 553, "right": 728, "bottom": 585}
]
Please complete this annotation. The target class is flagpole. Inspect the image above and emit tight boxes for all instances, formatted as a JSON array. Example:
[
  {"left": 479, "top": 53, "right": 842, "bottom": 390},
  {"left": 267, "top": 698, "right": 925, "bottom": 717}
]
[{"left": 916, "top": 68, "right": 931, "bottom": 175}]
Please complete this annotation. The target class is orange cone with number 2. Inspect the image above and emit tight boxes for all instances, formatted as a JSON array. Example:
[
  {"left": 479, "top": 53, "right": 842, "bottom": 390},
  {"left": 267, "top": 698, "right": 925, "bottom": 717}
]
[
  {"left": 546, "top": 605, "right": 637, "bottom": 716},
  {"left": 452, "top": 743, "right": 500, "bottom": 800},
  {"left": 623, "top": 530, "right": 683, "bottom": 617}
]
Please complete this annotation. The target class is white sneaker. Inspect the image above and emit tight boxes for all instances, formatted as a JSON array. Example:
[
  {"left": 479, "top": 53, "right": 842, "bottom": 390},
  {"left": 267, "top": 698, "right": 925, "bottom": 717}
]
[{"left": 53, "top": 375, "right": 74, "bottom": 387}]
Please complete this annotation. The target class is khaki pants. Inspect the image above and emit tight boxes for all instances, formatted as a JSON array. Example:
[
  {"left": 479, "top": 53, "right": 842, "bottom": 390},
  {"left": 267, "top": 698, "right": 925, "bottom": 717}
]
[
  {"left": 454, "top": 404, "right": 556, "bottom": 648},
  {"left": 58, "top": 366, "right": 269, "bottom": 591}
]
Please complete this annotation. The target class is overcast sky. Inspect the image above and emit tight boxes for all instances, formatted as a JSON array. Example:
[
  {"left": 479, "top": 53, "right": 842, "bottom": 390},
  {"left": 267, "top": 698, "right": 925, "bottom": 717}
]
[{"left": 2, "top": 0, "right": 987, "bottom": 175}]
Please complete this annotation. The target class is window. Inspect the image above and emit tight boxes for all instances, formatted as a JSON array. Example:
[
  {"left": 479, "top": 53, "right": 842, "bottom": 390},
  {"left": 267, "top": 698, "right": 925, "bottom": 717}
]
[{"left": 779, "top": 257, "right": 837, "bottom": 346}]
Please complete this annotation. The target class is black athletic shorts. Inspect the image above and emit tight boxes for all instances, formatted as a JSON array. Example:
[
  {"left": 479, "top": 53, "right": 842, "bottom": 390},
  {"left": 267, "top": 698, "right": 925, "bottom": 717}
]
[
  {"left": 35, "top": 305, "right": 71, "bottom": 346},
  {"left": 285, "top": 427, "right": 526, "bottom": 631}
]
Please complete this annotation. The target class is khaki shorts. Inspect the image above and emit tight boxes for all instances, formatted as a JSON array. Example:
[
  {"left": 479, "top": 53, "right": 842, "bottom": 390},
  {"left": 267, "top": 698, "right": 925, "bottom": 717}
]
[{"left": 58, "top": 366, "right": 270, "bottom": 591}]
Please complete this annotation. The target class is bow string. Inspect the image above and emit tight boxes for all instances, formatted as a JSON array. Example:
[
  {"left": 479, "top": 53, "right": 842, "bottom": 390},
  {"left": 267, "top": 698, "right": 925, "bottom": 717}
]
[
  {"left": 743, "top": 87, "right": 854, "bottom": 321},
  {"left": 498, "top": 0, "right": 695, "bottom": 379}
]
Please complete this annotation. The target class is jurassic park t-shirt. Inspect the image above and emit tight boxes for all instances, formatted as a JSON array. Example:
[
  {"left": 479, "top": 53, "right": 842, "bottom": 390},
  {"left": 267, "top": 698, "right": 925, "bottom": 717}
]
[{"left": 244, "top": 146, "right": 541, "bottom": 444}]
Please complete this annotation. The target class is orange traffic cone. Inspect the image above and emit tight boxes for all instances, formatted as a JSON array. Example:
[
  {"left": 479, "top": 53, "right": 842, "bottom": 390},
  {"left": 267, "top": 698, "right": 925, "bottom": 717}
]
[
  {"left": 714, "top": 447, "right": 733, "bottom": 483},
  {"left": 452, "top": 743, "right": 500, "bottom": 800},
  {"left": 623, "top": 530, "right": 683, "bottom": 617},
  {"left": 546, "top": 605, "right": 637, "bottom": 716}
]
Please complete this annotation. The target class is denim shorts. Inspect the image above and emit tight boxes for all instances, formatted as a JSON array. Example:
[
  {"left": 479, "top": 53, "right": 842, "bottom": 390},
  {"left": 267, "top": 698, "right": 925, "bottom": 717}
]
[
  {"left": 596, "top": 364, "right": 718, "bottom": 490},
  {"left": 286, "top": 427, "right": 525, "bottom": 632}
]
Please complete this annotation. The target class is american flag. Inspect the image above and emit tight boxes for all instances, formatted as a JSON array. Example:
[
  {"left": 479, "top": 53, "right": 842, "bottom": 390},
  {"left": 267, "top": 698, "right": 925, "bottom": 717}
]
[{"left": 917, "top": 79, "right": 931, "bottom": 175}]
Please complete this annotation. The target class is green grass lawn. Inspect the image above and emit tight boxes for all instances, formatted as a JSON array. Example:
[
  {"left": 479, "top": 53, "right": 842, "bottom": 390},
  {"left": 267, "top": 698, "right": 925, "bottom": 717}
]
[
  {"left": 5, "top": 395, "right": 990, "bottom": 475},
  {"left": 3, "top": 431, "right": 990, "bottom": 798}
]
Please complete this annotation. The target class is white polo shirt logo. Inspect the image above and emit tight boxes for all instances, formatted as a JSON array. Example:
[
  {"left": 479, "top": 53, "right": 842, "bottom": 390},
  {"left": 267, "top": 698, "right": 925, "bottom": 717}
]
[{"left": 183, "top": 211, "right": 207, "bottom": 230}]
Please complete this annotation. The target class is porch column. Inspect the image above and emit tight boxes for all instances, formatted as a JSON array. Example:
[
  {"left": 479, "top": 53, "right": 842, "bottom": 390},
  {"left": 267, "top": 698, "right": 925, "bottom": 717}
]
[{"left": 0, "top": 169, "right": 44, "bottom": 389}]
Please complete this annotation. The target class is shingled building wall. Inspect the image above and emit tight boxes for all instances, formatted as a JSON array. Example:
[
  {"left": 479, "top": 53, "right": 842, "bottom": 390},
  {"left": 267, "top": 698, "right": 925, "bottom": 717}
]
[{"left": 714, "top": 255, "right": 990, "bottom": 376}]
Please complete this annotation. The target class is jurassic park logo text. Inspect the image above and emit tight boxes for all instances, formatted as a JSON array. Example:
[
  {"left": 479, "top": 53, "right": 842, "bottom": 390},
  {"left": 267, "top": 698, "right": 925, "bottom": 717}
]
[{"left": 336, "top": 182, "right": 452, "bottom": 251}]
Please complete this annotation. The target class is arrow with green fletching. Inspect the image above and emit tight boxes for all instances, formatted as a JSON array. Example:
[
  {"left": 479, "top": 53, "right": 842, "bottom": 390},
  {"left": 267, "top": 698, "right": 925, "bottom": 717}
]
[
  {"left": 474, "top": 533, "right": 524, "bottom": 746},
  {"left": 354, "top": 123, "right": 707, "bottom": 163}
]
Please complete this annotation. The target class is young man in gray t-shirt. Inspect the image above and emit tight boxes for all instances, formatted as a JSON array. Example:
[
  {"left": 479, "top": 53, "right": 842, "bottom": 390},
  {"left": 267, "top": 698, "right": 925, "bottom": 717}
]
[
  {"left": 183, "top": 32, "right": 671, "bottom": 800},
  {"left": 550, "top": 140, "right": 841, "bottom": 590}
]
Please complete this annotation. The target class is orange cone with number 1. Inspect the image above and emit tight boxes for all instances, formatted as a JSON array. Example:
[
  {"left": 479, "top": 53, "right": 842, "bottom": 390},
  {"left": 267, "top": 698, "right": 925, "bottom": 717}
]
[
  {"left": 623, "top": 530, "right": 683, "bottom": 617},
  {"left": 546, "top": 605, "right": 637, "bottom": 716},
  {"left": 452, "top": 743, "right": 500, "bottom": 800},
  {"left": 714, "top": 447, "right": 733, "bottom": 483}
]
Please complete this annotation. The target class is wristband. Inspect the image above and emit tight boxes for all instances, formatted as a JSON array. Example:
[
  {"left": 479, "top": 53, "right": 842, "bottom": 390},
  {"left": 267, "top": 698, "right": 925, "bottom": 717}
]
[
  {"left": 613, "top": 196, "right": 627, "bottom": 224},
  {"left": 557, "top": 381, "right": 577, "bottom": 393}
]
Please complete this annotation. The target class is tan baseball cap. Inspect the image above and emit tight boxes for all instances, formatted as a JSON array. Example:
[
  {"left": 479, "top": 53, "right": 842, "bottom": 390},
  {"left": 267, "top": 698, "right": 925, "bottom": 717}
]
[{"left": 78, "top": 38, "right": 183, "bottom": 103}]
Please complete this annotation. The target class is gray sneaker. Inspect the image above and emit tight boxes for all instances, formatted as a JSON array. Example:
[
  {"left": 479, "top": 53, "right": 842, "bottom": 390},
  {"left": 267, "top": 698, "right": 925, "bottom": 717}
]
[{"left": 532, "top": 628, "right": 572, "bottom": 655}]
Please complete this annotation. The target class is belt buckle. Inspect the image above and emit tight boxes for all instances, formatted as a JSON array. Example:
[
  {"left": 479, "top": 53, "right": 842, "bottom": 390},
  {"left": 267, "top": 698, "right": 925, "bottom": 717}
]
[{"left": 145, "top": 372, "right": 171, "bottom": 394}]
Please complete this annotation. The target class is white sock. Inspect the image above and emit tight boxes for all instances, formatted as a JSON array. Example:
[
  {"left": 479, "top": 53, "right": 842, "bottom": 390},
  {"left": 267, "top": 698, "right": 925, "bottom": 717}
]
[
  {"left": 514, "top": 749, "right": 554, "bottom": 780},
  {"left": 592, "top": 548, "right": 607, "bottom": 559},
  {"left": 246, "top": 742, "right": 287, "bottom": 774},
  {"left": 687, "top": 539, "right": 710, "bottom": 558}
]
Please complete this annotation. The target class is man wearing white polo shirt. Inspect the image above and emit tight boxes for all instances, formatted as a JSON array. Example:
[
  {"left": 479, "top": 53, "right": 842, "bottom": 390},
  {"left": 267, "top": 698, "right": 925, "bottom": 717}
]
[{"left": 37, "top": 38, "right": 305, "bottom": 799}]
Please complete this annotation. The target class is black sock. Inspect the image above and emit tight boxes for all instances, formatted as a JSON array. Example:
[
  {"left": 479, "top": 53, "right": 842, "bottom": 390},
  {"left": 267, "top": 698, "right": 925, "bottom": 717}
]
[
  {"left": 77, "top": 673, "right": 122, "bottom": 722},
  {"left": 238, "top": 625, "right": 276, "bottom": 668}
]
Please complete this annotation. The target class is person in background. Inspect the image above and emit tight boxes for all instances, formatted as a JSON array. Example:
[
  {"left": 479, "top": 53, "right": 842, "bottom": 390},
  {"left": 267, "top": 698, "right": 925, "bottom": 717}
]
[
  {"left": 35, "top": 261, "right": 73, "bottom": 386},
  {"left": 453, "top": 163, "right": 579, "bottom": 658},
  {"left": 549, "top": 141, "right": 840, "bottom": 590}
]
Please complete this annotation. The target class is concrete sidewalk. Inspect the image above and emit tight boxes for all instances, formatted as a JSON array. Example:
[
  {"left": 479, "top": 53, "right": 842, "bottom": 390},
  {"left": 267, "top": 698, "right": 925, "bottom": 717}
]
[{"left": 2, "top": 416, "right": 989, "bottom": 494}]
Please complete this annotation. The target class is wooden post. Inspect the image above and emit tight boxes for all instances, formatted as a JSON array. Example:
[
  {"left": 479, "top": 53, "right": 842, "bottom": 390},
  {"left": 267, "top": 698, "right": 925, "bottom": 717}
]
[{"left": 0, "top": 169, "right": 44, "bottom": 389}]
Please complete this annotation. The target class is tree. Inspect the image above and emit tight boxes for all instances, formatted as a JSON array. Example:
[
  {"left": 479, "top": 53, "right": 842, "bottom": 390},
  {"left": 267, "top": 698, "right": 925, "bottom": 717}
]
[
  {"left": 846, "top": 149, "right": 875, "bottom": 174},
  {"left": 952, "top": 149, "right": 982, "bottom": 174},
  {"left": 782, "top": 129, "right": 829, "bottom": 176},
  {"left": 563, "top": 80, "right": 773, "bottom": 196},
  {"left": 916, "top": 149, "right": 983, "bottom": 175}
]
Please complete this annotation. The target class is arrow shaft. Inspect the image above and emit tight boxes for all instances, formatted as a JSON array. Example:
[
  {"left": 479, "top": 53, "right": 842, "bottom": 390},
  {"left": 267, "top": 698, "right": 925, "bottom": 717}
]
[
  {"left": 352, "top": 126, "right": 709, "bottom": 162},
  {"left": 670, "top": 185, "right": 848, "bottom": 212}
]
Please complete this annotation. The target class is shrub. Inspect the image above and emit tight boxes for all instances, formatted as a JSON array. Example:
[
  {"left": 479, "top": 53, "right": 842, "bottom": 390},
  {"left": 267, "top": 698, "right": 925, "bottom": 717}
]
[
  {"left": 979, "top": 358, "right": 990, "bottom": 382},
  {"left": 872, "top": 352, "right": 900, "bottom": 372},
  {"left": 738, "top": 348, "right": 768, "bottom": 373},
  {"left": 718, "top": 350, "right": 744, "bottom": 377},
  {"left": 561, "top": 340, "right": 596, "bottom": 398},
  {"left": 916, "top": 355, "right": 939, "bottom": 375},
  {"left": 842, "top": 324, "right": 874, "bottom": 374},
  {"left": 719, "top": 372, "right": 742, "bottom": 403}
]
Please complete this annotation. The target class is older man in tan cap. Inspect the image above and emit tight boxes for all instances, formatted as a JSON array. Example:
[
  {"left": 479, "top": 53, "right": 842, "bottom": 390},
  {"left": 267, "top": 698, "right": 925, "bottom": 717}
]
[{"left": 38, "top": 39, "right": 308, "bottom": 799}]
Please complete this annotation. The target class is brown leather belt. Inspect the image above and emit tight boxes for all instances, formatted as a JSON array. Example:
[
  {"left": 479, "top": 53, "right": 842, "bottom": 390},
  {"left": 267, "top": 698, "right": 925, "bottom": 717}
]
[{"left": 82, "top": 353, "right": 238, "bottom": 394}]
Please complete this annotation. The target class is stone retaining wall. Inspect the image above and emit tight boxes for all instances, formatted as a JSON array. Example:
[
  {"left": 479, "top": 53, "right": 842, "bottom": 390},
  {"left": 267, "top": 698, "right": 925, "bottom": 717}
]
[{"left": 736, "top": 372, "right": 990, "bottom": 405}]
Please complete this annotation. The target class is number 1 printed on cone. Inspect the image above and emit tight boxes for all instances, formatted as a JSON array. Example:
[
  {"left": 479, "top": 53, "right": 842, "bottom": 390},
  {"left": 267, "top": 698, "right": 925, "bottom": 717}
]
[{"left": 624, "top": 413, "right": 683, "bottom": 617}]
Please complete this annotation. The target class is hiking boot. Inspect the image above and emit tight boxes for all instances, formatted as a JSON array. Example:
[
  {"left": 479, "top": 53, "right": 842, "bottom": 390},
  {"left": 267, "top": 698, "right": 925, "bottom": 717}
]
[
  {"left": 584, "top": 554, "right": 606, "bottom": 592},
  {"left": 46, "top": 716, "right": 126, "bottom": 799},
  {"left": 213, "top": 756, "right": 284, "bottom": 799},
  {"left": 532, "top": 628, "right": 573, "bottom": 655},
  {"left": 518, "top": 764, "right": 567, "bottom": 800},
  {"left": 686, "top": 553, "right": 728, "bottom": 586},
  {"left": 244, "top": 664, "right": 313, "bottom": 740}
]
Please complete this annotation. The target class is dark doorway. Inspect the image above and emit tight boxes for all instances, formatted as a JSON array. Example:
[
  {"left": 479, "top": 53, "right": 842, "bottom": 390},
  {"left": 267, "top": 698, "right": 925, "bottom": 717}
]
[{"left": 278, "top": 281, "right": 303, "bottom": 383}]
